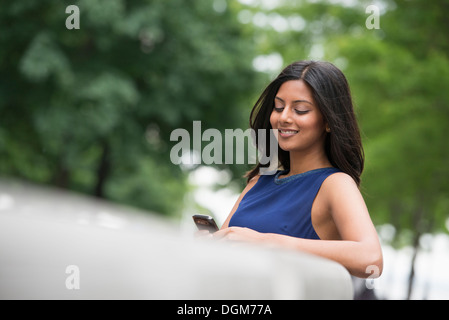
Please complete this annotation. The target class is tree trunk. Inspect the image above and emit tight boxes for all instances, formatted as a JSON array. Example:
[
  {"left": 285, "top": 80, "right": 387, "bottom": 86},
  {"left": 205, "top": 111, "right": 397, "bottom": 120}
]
[
  {"left": 53, "top": 165, "right": 70, "bottom": 189},
  {"left": 406, "top": 204, "right": 430, "bottom": 300},
  {"left": 94, "top": 141, "right": 110, "bottom": 198},
  {"left": 406, "top": 231, "right": 421, "bottom": 300}
]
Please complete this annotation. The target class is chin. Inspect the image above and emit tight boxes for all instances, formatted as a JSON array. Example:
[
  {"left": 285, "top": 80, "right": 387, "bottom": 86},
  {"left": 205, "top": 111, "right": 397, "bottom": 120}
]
[{"left": 278, "top": 144, "right": 298, "bottom": 152}]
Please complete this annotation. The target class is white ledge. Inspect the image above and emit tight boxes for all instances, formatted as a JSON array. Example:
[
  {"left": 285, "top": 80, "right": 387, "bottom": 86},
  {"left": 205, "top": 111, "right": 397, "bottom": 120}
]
[{"left": 0, "top": 181, "right": 353, "bottom": 300}]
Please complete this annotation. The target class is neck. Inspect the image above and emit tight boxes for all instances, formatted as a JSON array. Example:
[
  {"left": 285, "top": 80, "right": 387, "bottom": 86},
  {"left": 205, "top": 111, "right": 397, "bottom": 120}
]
[{"left": 286, "top": 148, "right": 331, "bottom": 176}]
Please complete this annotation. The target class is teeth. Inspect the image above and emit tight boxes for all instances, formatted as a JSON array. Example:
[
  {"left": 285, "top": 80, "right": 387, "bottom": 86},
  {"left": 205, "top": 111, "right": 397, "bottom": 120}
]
[{"left": 280, "top": 130, "right": 298, "bottom": 134}]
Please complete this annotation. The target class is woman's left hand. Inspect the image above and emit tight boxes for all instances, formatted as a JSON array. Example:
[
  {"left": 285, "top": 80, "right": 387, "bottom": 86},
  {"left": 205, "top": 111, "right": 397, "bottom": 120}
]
[{"left": 213, "top": 227, "right": 265, "bottom": 243}]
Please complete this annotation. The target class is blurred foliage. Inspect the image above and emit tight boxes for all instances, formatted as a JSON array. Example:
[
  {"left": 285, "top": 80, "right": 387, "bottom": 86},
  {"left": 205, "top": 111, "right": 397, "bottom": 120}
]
[
  {"left": 0, "top": 0, "right": 259, "bottom": 216},
  {"left": 331, "top": 0, "right": 449, "bottom": 244}
]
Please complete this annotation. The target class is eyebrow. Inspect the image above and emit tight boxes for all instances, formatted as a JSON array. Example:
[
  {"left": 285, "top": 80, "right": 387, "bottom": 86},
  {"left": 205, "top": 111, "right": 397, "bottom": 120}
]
[{"left": 275, "top": 96, "right": 313, "bottom": 105}]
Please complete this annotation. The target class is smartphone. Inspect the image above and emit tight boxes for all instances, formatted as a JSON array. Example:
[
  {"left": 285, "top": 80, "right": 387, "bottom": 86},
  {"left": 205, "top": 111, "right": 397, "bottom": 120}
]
[{"left": 192, "top": 214, "right": 219, "bottom": 233}]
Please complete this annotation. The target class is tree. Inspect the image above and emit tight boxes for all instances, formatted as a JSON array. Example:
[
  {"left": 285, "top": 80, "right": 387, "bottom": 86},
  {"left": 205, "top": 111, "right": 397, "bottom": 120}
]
[
  {"left": 336, "top": 0, "right": 449, "bottom": 299},
  {"left": 0, "top": 0, "right": 259, "bottom": 216}
]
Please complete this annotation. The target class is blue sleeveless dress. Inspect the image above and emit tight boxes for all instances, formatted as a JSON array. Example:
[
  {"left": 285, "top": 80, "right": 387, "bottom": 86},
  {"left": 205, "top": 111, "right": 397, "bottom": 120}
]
[{"left": 228, "top": 167, "right": 340, "bottom": 239}]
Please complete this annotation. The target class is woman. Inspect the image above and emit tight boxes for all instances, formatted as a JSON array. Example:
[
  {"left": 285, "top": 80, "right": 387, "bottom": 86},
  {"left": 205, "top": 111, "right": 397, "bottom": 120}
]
[{"left": 214, "top": 60, "right": 383, "bottom": 278}]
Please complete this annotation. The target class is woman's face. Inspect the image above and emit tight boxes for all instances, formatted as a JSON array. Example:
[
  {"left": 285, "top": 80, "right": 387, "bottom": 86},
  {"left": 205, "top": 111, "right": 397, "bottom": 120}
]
[{"left": 270, "top": 80, "right": 328, "bottom": 154}]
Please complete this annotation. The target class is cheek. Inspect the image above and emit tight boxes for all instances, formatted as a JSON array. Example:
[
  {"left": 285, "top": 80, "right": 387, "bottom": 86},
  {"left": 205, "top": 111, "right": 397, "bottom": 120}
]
[
  {"left": 303, "top": 113, "right": 325, "bottom": 130},
  {"left": 309, "top": 120, "right": 327, "bottom": 137}
]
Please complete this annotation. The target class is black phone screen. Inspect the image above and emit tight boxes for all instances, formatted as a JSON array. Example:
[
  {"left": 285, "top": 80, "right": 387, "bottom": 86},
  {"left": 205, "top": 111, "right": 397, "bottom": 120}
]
[{"left": 192, "top": 214, "right": 219, "bottom": 233}]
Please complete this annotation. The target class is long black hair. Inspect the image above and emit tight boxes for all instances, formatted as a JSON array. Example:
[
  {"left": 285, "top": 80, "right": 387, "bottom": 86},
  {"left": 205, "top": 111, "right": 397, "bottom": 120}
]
[{"left": 246, "top": 60, "right": 364, "bottom": 187}]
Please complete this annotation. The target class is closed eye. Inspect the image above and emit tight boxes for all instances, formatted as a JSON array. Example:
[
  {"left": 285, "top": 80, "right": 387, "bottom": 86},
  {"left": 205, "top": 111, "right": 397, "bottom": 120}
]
[
  {"left": 273, "top": 106, "right": 284, "bottom": 112},
  {"left": 273, "top": 106, "right": 309, "bottom": 115}
]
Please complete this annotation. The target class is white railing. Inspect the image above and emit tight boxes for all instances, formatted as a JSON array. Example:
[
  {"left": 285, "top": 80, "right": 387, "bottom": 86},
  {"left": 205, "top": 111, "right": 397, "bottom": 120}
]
[{"left": 0, "top": 181, "right": 353, "bottom": 300}]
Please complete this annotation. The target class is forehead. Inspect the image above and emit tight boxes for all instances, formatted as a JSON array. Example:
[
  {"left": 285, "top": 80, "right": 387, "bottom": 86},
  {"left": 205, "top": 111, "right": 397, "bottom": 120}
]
[{"left": 276, "top": 80, "right": 314, "bottom": 103}]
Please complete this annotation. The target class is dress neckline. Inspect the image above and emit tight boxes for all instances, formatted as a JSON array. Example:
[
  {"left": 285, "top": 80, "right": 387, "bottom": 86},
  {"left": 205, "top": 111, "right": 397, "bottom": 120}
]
[{"left": 274, "top": 167, "right": 337, "bottom": 185}]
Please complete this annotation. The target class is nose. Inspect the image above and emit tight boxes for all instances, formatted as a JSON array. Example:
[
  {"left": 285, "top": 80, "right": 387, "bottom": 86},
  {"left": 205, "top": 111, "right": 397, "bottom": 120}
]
[{"left": 279, "top": 106, "right": 293, "bottom": 123}]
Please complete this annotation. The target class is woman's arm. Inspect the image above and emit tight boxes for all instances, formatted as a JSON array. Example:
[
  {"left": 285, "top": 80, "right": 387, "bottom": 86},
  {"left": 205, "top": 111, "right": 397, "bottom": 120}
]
[{"left": 215, "top": 173, "right": 383, "bottom": 278}]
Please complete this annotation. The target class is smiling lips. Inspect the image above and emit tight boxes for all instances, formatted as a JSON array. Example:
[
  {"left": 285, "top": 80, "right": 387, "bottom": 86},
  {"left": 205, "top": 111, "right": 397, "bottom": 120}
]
[{"left": 278, "top": 129, "right": 299, "bottom": 137}]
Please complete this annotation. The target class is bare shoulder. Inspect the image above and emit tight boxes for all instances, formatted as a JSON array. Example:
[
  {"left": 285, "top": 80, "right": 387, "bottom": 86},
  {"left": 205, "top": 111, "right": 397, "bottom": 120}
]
[
  {"left": 247, "top": 174, "right": 260, "bottom": 187},
  {"left": 320, "top": 172, "right": 361, "bottom": 202},
  {"left": 323, "top": 172, "right": 358, "bottom": 188}
]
